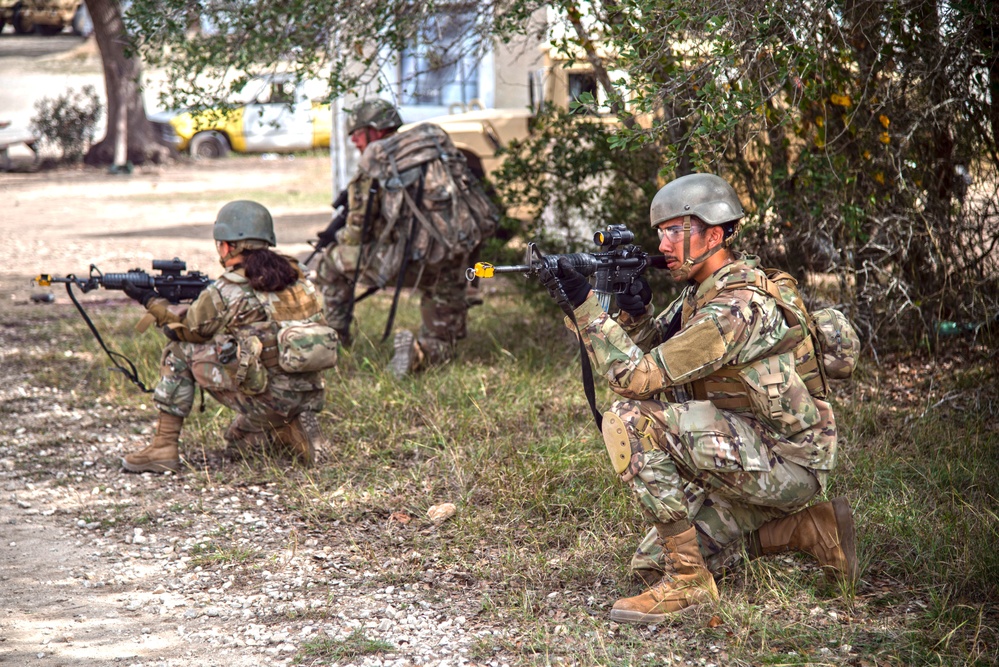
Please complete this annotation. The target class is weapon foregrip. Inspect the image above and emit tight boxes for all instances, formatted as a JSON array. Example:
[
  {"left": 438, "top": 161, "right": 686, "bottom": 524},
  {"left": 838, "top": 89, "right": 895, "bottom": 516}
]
[
  {"left": 101, "top": 272, "right": 155, "bottom": 290},
  {"left": 559, "top": 253, "right": 600, "bottom": 275}
]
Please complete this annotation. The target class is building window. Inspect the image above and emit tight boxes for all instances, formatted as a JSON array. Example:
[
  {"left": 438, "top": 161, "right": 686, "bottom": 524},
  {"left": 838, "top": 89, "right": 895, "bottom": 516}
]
[{"left": 400, "top": 11, "right": 480, "bottom": 107}]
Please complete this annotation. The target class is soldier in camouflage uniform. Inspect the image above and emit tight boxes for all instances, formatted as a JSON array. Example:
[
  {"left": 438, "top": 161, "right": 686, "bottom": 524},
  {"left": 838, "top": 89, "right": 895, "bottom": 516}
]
[
  {"left": 314, "top": 99, "right": 479, "bottom": 378},
  {"left": 543, "top": 173, "right": 857, "bottom": 625},
  {"left": 120, "top": 201, "right": 331, "bottom": 473}
]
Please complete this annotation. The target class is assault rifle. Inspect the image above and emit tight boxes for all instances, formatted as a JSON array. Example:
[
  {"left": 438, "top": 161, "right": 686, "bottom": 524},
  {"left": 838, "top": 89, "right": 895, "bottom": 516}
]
[
  {"left": 466, "top": 224, "right": 666, "bottom": 312},
  {"left": 33, "top": 258, "right": 211, "bottom": 393},
  {"left": 35, "top": 258, "right": 211, "bottom": 304},
  {"left": 467, "top": 224, "right": 666, "bottom": 433},
  {"left": 304, "top": 189, "right": 349, "bottom": 266}
]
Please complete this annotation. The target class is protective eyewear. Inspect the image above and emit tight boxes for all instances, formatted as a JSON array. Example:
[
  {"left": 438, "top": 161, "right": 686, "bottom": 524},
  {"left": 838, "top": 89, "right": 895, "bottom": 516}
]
[{"left": 657, "top": 224, "right": 703, "bottom": 243}]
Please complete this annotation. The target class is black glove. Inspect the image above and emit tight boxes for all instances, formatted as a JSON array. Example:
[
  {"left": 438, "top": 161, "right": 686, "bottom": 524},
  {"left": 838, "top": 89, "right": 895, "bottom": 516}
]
[
  {"left": 616, "top": 277, "right": 652, "bottom": 317},
  {"left": 540, "top": 257, "right": 591, "bottom": 309},
  {"left": 316, "top": 211, "right": 346, "bottom": 248},
  {"left": 122, "top": 280, "right": 156, "bottom": 307}
]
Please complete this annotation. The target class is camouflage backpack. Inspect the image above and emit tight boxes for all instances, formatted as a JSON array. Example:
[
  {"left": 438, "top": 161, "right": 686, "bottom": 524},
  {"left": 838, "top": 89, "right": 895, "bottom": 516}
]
[
  {"left": 763, "top": 269, "right": 861, "bottom": 396},
  {"left": 360, "top": 123, "right": 499, "bottom": 266}
]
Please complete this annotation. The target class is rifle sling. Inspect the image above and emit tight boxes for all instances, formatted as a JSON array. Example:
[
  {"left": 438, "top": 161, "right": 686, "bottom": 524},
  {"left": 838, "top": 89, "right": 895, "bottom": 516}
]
[
  {"left": 64, "top": 282, "right": 154, "bottom": 394},
  {"left": 382, "top": 166, "right": 427, "bottom": 343},
  {"left": 344, "top": 179, "right": 380, "bottom": 337},
  {"left": 575, "top": 318, "right": 603, "bottom": 432},
  {"left": 555, "top": 287, "right": 603, "bottom": 432}
]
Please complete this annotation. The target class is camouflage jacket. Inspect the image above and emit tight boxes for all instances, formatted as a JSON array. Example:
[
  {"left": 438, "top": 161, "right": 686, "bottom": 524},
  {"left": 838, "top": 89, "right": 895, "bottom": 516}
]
[
  {"left": 146, "top": 258, "right": 325, "bottom": 392},
  {"left": 336, "top": 169, "right": 383, "bottom": 247},
  {"left": 569, "top": 254, "right": 836, "bottom": 471},
  {"left": 330, "top": 144, "right": 404, "bottom": 288}
]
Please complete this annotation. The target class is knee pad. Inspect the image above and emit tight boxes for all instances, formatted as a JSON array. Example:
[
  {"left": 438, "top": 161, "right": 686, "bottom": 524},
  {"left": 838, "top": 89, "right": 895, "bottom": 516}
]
[{"left": 602, "top": 411, "right": 633, "bottom": 474}]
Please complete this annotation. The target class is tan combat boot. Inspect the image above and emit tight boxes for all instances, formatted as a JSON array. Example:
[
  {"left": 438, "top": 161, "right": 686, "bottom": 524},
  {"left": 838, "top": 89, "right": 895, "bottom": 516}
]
[
  {"left": 388, "top": 329, "right": 424, "bottom": 379},
  {"left": 748, "top": 496, "right": 858, "bottom": 585},
  {"left": 610, "top": 522, "right": 719, "bottom": 624},
  {"left": 223, "top": 415, "right": 272, "bottom": 457},
  {"left": 122, "top": 413, "right": 183, "bottom": 473},
  {"left": 272, "top": 412, "right": 326, "bottom": 466}
]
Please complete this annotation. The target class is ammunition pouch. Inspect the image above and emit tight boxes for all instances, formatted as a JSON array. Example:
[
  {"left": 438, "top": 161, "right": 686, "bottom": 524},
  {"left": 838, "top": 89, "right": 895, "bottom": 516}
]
[{"left": 226, "top": 333, "right": 269, "bottom": 395}]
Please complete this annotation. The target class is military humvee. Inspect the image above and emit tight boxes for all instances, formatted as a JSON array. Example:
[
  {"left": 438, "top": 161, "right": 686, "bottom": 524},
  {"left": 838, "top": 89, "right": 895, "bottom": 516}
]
[{"left": 397, "top": 53, "right": 622, "bottom": 182}]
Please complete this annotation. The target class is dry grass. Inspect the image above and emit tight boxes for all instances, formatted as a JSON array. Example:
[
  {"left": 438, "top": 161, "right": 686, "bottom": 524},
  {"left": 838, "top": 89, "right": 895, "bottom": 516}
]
[{"left": 4, "top": 278, "right": 997, "bottom": 665}]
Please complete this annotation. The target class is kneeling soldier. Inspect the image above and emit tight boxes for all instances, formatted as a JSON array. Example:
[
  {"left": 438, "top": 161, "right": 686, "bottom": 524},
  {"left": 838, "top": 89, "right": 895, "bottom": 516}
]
[
  {"left": 542, "top": 173, "right": 857, "bottom": 624},
  {"left": 121, "top": 200, "right": 335, "bottom": 472}
]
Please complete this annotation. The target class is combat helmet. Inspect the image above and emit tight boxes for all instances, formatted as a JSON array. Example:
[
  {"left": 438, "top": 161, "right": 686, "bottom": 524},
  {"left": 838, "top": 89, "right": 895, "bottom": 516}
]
[
  {"left": 650, "top": 173, "right": 744, "bottom": 228},
  {"left": 651, "top": 173, "right": 743, "bottom": 279},
  {"left": 346, "top": 98, "right": 403, "bottom": 134},
  {"left": 213, "top": 200, "right": 276, "bottom": 248}
]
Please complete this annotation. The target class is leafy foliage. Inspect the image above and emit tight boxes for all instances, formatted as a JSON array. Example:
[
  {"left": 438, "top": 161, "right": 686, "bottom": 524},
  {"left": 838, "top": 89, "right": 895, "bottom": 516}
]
[
  {"left": 496, "top": 0, "right": 999, "bottom": 350},
  {"left": 30, "top": 85, "right": 104, "bottom": 163},
  {"left": 125, "top": 0, "right": 999, "bottom": 351}
]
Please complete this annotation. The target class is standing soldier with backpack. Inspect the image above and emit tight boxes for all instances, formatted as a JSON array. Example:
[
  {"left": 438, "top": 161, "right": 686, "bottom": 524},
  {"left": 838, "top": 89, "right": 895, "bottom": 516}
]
[
  {"left": 314, "top": 99, "right": 498, "bottom": 377},
  {"left": 539, "top": 173, "right": 859, "bottom": 624}
]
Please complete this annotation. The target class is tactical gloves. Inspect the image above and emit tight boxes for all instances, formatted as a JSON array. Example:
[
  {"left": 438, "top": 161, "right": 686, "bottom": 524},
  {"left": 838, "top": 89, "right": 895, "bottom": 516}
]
[
  {"left": 540, "top": 257, "right": 591, "bottom": 309},
  {"left": 123, "top": 280, "right": 157, "bottom": 307},
  {"left": 315, "top": 210, "right": 347, "bottom": 249},
  {"left": 616, "top": 277, "right": 652, "bottom": 317}
]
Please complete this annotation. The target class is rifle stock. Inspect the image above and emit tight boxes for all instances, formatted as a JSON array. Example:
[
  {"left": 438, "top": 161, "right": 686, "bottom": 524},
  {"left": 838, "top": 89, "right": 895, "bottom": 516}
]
[{"left": 305, "top": 188, "right": 349, "bottom": 266}]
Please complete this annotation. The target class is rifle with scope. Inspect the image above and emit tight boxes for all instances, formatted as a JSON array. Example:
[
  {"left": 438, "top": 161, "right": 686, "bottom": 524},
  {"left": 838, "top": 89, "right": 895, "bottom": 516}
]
[
  {"left": 33, "top": 258, "right": 212, "bottom": 393},
  {"left": 35, "top": 258, "right": 211, "bottom": 304},
  {"left": 466, "top": 224, "right": 666, "bottom": 311}
]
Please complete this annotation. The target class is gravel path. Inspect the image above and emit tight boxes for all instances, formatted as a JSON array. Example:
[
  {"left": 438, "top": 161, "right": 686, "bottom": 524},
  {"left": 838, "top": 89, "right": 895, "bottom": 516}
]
[{"left": 1, "top": 454, "right": 501, "bottom": 666}]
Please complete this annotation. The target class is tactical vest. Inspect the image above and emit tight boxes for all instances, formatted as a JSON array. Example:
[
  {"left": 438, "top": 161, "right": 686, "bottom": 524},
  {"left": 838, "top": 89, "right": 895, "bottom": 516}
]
[
  {"left": 685, "top": 267, "right": 826, "bottom": 424},
  {"left": 222, "top": 270, "right": 337, "bottom": 380}
]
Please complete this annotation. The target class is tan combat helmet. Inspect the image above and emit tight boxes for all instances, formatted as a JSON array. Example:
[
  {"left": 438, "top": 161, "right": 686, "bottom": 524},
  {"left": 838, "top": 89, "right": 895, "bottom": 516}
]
[
  {"left": 650, "top": 173, "right": 743, "bottom": 278},
  {"left": 346, "top": 99, "right": 403, "bottom": 135}
]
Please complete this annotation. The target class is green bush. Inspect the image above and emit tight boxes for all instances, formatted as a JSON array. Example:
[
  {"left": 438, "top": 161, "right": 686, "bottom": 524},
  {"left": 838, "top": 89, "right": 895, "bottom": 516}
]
[{"left": 30, "top": 85, "right": 104, "bottom": 163}]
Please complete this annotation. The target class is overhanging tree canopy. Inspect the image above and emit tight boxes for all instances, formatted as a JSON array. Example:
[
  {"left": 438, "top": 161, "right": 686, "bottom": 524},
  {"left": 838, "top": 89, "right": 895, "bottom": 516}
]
[{"left": 127, "top": 0, "right": 998, "bottom": 349}]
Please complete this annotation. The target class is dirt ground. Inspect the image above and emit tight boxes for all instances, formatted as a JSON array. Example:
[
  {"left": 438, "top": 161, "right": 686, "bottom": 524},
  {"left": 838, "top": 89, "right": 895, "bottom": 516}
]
[{"left": 1, "top": 155, "right": 331, "bottom": 295}]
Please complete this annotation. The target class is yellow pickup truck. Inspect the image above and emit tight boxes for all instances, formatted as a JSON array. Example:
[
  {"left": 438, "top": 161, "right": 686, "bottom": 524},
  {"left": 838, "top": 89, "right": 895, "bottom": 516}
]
[{"left": 149, "top": 75, "right": 332, "bottom": 159}]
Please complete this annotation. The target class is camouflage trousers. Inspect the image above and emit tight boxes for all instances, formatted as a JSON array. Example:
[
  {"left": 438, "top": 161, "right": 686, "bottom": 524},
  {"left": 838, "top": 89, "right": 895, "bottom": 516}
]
[
  {"left": 314, "top": 246, "right": 468, "bottom": 367},
  {"left": 606, "top": 398, "right": 822, "bottom": 576},
  {"left": 154, "top": 340, "right": 324, "bottom": 429}
]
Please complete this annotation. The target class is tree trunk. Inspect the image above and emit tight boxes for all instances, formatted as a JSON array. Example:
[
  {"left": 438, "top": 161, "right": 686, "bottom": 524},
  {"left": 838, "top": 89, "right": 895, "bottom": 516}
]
[{"left": 83, "top": 0, "right": 171, "bottom": 166}]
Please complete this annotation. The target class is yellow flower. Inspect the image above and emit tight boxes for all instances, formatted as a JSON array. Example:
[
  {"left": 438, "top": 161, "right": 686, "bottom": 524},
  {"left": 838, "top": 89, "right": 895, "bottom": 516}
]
[
  {"left": 873, "top": 172, "right": 885, "bottom": 185},
  {"left": 816, "top": 138, "right": 825, "bottom": 149},
  {"left": 816, "top": 117, "right": 824, "bottom": 127},
  {"left": 879, "top": 114, "right": 890, "bottom": 128},
  {"left": 830, "top": 93, "right": 852, "bottom": 107},
  {"left": 862, "top": 150, "right": 871, "bottom": 160},
  {"left": 879, "top": 132, "right": 890, "bottom": 144}
]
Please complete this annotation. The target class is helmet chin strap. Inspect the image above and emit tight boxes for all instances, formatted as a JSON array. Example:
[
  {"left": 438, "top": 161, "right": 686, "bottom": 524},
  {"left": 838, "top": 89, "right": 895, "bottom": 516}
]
[
  {"left": 670, "top": 215, "right": 729, "bottom": 281},
  {"left": 218, "top": 245, "right": 241, "bottom": 268}
]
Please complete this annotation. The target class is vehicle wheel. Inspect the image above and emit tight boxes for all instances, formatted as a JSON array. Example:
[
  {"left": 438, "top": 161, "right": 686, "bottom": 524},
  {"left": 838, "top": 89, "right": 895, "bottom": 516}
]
[
  {"left": 36, "top": 24, "right": 63, "bottom": 36},
  {"left": 71, "top": 4, "right": 92, "bottom": 37},
  {"left": 189, "top": 131, "right": 231, "bottom": 159},
  {"left": 12, "top": 5, "right": 33, "bottom": 34}
]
